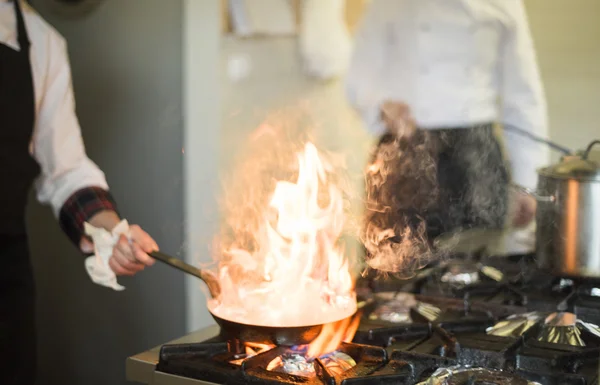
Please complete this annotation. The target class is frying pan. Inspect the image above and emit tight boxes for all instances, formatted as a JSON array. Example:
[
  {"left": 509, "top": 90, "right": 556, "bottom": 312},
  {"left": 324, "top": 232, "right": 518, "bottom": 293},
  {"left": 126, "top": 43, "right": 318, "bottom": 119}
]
[{"left": 149, "top": 251, "right": 358, "bottom": 345}]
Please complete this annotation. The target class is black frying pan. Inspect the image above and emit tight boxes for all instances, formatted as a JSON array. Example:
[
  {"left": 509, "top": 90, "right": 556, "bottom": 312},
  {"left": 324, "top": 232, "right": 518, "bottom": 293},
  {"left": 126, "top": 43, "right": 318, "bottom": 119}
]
[
  {"left": 211, "top": 314, "right": 324, "bottom": 345},
  {"left": 149, "top": 251, "right": 359, "bottom": 345}
]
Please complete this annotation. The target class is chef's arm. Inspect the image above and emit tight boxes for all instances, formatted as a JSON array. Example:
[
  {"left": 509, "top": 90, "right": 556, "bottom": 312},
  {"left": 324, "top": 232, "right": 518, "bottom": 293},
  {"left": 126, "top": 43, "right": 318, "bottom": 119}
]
[
  {"left": 499, "top": 0, "right": 550, "bottom": 191},
  {"left": 31, "top": 33, "right": 120, "bottom": 247},
  {"left": 344, "top": 0, "right": 387, "bottom": 136}
]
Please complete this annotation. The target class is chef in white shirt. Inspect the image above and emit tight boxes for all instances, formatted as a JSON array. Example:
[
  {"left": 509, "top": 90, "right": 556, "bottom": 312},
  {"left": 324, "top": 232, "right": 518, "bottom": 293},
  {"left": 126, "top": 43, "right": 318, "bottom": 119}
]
[
  {"left": 0, "top": 1, "right": 158, "bottom": 383},
  {"left": 349, "top": 0, "right": 549, "bottom": 266}
]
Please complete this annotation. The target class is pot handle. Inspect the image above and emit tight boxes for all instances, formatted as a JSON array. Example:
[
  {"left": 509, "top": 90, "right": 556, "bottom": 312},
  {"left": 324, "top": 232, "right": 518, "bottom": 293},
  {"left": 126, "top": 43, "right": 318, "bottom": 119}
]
[
  {"left": 582, "top": 140, "right": 600, "bottom": 160},
  {"left": 511, "top": 184, "right": 555, "bottom": 202}
]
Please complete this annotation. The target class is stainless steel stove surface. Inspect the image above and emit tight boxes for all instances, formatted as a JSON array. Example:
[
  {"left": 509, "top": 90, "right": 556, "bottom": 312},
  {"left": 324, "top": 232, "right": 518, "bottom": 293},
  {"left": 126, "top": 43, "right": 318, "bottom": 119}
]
[
  {"left": 127, "top": 325, "right": 221, "bottom": 385},
  {"left": 127, "top": 254, "right": 600, "bottom": 385}
]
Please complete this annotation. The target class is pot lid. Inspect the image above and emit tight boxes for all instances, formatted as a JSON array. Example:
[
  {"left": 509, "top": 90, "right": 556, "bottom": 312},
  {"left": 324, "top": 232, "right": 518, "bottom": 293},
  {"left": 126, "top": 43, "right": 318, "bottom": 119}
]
[{"left": 539, "top": 153, "right": 600, "bottom": 181}]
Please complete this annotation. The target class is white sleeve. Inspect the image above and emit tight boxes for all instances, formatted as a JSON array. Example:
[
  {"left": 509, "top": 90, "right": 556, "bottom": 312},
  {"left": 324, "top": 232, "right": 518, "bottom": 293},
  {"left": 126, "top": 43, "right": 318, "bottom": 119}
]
[
  {"left": 31, "top": 33, "right": 110, "bottom": 217},
  {"left": 344, "top": 0, "right": 388, "bottom": 136},
  {"left": 499, "top": 0, "right": 550, "bottom": 190}
]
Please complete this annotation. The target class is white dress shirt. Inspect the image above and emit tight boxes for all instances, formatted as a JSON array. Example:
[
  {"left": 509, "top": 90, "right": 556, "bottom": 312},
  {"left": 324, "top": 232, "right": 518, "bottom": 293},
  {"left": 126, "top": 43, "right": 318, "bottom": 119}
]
[
  {"left": 345, "top": 0, "right": 549, "bottom": 190},
  {"left": 0, "top": 0, "right": 109, "bottom": 217}
]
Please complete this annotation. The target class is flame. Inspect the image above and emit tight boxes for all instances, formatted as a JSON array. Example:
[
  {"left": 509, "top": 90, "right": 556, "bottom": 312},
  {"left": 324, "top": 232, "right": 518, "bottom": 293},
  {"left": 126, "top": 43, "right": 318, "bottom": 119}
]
[
  {"left": 209, "top": 134, "right": 357, "bottom": 328},
  {"left": 244, "top": 342, "right": 274, "bottom": 356},
  {"left": 307, "top": 312, "right": 361, "bottom": 357},
  {"left": 229, "top": 342, "right": 274, "bottom": 365},
  {"left": 266, "top": 357, "right": 284, "bottom": 371}
]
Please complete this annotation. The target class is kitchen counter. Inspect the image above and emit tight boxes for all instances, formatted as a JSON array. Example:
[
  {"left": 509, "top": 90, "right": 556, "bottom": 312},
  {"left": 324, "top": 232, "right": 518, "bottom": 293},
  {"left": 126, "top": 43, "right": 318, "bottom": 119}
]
[{"left": 126, "top": 324, "right": 220, "bottom": 385}]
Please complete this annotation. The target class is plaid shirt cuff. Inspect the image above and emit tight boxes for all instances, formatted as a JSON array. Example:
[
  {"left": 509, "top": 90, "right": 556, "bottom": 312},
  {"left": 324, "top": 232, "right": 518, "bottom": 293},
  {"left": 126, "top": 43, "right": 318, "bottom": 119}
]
[{"left": 59, "top": 187, "right": 119, "bottom": 247}]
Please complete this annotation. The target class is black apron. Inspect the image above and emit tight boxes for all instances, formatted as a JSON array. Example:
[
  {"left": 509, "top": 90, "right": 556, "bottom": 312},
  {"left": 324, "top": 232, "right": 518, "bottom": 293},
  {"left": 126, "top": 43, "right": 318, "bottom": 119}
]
[
  {"left": 364, "top": 124, "right": 509, "bottom": 263},
  {"left": 0, "top": 1, "right": 42, "bottom": 384}
]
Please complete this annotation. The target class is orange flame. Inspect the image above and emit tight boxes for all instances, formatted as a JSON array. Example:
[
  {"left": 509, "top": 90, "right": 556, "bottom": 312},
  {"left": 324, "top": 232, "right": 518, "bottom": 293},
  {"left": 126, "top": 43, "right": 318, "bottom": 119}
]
[
  {"left": 307, "top": 312, "right": 361, "bottom": 357},
  {"left": 229, "top": 342, "right": 275, "bottom": 365},
  {"left": 209, "top": 134, "right": 357, "bottom": 328},
  {"left": 244, "top": 342, "right": 274, "bottom": 356}
]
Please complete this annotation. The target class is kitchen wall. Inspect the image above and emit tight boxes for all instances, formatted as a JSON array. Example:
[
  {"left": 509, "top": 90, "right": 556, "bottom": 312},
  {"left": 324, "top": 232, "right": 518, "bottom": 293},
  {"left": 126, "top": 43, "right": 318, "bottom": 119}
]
[
  {"left": 183, "top": 0, "right": 222, "bottom": 335},
  {"left": 524, "top": 0, "right": 600, "bottom": 158},
  {"left": 27, "top": 0, "right": 188, "bottom": 384},
  {"left": 219, "top": 37, "right": 373, "bottom": 180}
]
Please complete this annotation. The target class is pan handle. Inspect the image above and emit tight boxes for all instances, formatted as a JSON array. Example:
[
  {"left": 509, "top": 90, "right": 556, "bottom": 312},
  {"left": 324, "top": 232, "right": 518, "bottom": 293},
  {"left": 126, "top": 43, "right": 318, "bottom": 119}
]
[
  {"left": 511, "top": 184, "right": 555, "bottom": 203},
  {"left": 149, "top": 251, "right": 221, "bottom": 299}
]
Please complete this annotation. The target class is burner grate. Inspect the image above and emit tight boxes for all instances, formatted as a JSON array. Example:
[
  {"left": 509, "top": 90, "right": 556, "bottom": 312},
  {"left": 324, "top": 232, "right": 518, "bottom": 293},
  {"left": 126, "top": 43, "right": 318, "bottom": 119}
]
[{"left": 157, "top": 339, "right": 388, "bottom": 385}]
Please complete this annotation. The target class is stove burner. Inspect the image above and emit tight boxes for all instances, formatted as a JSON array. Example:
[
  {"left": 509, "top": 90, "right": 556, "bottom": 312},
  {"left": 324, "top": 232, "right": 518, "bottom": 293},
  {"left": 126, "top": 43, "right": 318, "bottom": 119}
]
[
  {"left": 537, "top": 312, "right": 600, "bottom": 347},
  {"left": 266, "top": 350, "right": 356, "bottom": 377},
  {"left": 553, "top": 278, "right": 574, "bottom": 291},
  {"left": 416, "top": 301, "right": 441, "bottom": 321},
  {"left": 486, "top": 312, "right": 543, "bottom": 337},
  {"left": 368, "top": 293, "right": 441, "bottom": 323},
  {"left": 486, "top": 311, "right": 600, "bottom": 347},
  {"left": 441, "top": 265, "right": 480, "bottom": 286},
  {"left": 415, "top": 366, "right": 540, "bottom": 385},
  {"left": 544, "top": 312, "right": 576, "bottom": 327},
  {"left": 369, "top": 293, "right": 416, "bottom": 323}
]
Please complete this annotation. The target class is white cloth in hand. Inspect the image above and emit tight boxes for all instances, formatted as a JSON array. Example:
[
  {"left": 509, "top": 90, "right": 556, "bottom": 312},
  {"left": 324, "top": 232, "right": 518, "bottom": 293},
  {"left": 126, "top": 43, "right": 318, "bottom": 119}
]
[{"left": 83, "top": 219, "right": 130, "bottom": 291}]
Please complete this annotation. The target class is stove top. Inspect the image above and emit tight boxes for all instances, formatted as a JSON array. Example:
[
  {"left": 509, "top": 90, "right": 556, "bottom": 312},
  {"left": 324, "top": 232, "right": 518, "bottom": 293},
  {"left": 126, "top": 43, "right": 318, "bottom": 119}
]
[{"left": 127, "top": 253, "right": 600, "bottom": 385}]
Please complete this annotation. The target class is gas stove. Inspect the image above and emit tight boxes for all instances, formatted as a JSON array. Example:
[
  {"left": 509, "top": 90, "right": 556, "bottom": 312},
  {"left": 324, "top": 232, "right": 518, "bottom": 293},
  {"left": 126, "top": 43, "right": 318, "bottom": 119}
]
[{"left": 127, "top": 253, "right": 600, "bottom": 384}]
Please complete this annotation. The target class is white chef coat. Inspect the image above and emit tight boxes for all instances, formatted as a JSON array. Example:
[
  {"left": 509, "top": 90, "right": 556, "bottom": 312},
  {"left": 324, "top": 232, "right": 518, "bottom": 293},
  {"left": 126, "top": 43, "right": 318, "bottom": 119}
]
[
  {"left": 345, "top": 0, "right": 549, "bottom": 190},
  {"left": 0, "top": 0, "right": 109, "bottom": 217}
]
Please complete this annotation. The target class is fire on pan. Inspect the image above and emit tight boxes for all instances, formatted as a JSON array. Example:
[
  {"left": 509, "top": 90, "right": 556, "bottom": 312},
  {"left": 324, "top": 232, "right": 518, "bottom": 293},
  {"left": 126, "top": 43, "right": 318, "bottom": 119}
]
[
  {"left": 151, "top": 135, "right": 362, "bottom": 352},
  {"left": 206, "top": 132, "right": 361, "bottom": 355}
]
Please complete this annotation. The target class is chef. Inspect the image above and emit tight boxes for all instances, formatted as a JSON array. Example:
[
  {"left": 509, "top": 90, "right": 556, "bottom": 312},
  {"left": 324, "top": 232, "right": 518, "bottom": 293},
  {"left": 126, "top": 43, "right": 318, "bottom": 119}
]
[
  {"left": 347, "top": 0, "right": 549, "bottom": 261},
  {"left": 0, "top": 1, "right": 158, "bottom": 383}
]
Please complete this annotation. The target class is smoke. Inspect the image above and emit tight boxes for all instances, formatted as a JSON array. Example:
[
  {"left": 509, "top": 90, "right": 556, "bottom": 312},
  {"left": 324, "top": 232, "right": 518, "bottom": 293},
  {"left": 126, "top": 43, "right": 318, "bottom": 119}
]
[
  {"left": 361, "top": 125, "right": 510, "bottom": 278},
  {"left": 215, "top": 110, "right": 358, "bottom": 266},
  {"left": 459, "top": 126, "right": 510, "bottom": 230},
  {"left": 361, "top": 132, "right": 439, "bottom": 277}
]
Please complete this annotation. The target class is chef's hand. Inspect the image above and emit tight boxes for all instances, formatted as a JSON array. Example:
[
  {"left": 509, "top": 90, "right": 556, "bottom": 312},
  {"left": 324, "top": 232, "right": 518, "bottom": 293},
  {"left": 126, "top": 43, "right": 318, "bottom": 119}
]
[
  {"left": 109, "top": 226, "right": 158, "bottom": 276},
  {"left": 511, "top": 191, "right": 537, "bottom": 228},
  {"left": 81, "top": 210, "right": 158, "bottom": 276},
  {"left": 380, "top": 101, "right": 416, "bottom": 138}
]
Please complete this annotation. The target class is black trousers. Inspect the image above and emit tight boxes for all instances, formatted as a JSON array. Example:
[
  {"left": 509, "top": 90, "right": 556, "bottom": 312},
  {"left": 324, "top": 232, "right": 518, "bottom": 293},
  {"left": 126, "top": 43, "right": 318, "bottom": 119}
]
[
  {"left": 0, "top": 235, "right": 37, "bottom": 385},
  {"left": 364, "top": 124, "right": 509, "bottom": 258}
]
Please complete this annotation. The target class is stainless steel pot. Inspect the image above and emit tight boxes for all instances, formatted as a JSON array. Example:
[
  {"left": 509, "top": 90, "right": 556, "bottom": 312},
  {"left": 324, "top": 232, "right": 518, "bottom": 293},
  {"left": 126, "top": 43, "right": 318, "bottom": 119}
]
[{"left": 524, "top": 140, "right": 600, "bottom": 277}]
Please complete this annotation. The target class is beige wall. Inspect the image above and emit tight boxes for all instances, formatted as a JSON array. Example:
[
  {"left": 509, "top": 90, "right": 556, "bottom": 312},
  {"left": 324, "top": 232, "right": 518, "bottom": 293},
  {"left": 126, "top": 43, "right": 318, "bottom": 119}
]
[
  {"left": 219, "top": 36, "right": 372, "bottom": 190},
  {"left": 525, "top": 0, "right": 600, "bottom": 156}
]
